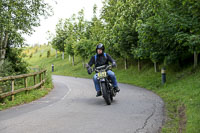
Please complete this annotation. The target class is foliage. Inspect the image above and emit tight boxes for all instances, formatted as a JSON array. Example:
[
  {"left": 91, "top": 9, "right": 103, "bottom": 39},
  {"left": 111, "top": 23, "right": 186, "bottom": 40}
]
[
  {"left": 50, "top": 0, "right": 200, "bottom": 67},
  {"left": 0, "top": 0, "right": 52, "bottom": 75},
  {"left": 51, "top": 7, "right": 104, "bottom": 62},
  {"left": 0, "top": 59, "right": 14, "bottom": 77},
  {"left": 29, "top": 54, "right": 33, "bottom": 58},
  {"left": 47, "top": 50, "right": 50, "bottom": 58},
  {"left": 6, "top": 47, "right": 28, "bottom": 74},
  {"left": 0, "top": 47, "right": 28, "bottom": 77}
]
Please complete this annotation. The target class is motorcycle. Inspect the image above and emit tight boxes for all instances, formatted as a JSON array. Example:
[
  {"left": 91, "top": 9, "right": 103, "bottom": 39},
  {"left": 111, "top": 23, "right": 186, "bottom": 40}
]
[{"left": 92, "top": 65, "right": 117, "bottom": 105}]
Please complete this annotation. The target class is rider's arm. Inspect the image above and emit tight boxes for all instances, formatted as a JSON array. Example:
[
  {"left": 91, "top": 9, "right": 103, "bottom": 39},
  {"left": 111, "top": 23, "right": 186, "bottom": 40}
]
[
  {"left": 86, "top": 56, "right": 95, "bottom": 75},
  {"left": 107, "top": 54, "right": 117, "bottom": 67},
  {"left": 88, "top": 56, "right": 95, "bottom": 67},
  {"left": 106, "top": 54, "right": 115, "bottom": 63}
]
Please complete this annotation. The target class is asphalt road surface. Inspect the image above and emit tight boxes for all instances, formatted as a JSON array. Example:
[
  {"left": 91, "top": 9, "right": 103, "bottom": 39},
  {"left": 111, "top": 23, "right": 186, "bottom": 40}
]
[{"left": 0, "top": 75, "right": 164, "bottom": 133}]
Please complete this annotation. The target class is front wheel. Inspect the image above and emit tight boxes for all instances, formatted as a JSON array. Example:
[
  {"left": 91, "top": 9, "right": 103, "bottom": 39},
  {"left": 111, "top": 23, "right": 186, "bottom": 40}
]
[{"left": 101, "top": 82, "right": 111, "bottom": 105}]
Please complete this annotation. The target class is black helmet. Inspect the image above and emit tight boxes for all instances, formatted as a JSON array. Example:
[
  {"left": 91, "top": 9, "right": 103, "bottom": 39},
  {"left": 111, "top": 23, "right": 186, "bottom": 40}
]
[{"left": 96, "top": 43, "right": 105, "bottom": 52}]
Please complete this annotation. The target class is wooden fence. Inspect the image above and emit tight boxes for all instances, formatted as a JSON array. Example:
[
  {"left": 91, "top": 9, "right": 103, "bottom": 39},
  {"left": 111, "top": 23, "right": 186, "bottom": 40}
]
[{"left": 0, "top": 70, "right": 47, "bottom": 101}]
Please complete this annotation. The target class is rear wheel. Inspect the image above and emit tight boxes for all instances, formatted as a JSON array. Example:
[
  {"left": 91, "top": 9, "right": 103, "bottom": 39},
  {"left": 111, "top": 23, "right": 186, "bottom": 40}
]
[{"left": 101, "top": 82, "right": 111, "bottom": 105}]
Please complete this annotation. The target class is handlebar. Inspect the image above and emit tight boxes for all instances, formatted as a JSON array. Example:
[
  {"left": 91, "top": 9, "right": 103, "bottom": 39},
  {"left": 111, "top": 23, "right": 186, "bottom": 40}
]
[{"left": 93, "top": 65, "right": 112, "bottom": 73}]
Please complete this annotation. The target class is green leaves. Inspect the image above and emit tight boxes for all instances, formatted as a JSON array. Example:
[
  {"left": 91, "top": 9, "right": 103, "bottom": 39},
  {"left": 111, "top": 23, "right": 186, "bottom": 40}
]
[
  {"left": 51, "top": 7, "right": 104, "bottom": 61},
  {"left": 0, "top": 0, "right": 52, "bottom": 69},
  {"left": 50, "top": 0, "right": 200, "bottom": 67},
  {"left": 135, "top": 0, "right": 200, "bottom": 65},
  {"left": 0, "top": 0, "right": 52, "bottom": 34}
]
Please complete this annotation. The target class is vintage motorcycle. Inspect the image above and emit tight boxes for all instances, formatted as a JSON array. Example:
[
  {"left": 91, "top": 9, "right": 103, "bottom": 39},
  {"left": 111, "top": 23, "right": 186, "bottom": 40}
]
[{"left": 93, "top": 65, "right": 117, "bottom": 105}]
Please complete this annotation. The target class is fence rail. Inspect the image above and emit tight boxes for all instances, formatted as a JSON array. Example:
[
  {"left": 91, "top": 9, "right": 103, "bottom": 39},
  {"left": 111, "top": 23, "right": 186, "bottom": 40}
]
[{"left": 0, "top": 70, "right": 47, "bottom": 100}]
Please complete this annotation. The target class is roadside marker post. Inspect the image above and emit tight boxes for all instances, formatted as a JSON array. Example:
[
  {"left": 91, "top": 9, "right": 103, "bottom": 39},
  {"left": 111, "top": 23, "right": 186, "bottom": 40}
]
[{"left": 161, "top": 67, "right": 166, "bottom": 84}]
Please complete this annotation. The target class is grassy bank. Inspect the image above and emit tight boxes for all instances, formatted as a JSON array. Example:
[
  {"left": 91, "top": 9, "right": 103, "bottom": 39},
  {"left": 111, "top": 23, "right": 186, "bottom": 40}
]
[
  {"left": 0, "top": 52, "right": 53, "bottom": 111},
  {"left": 24, "top": 45, "right": 200, "bottom": 133}
]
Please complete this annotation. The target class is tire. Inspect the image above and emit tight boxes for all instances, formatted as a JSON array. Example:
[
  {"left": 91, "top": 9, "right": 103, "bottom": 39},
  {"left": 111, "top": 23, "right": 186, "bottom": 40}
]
[
  {"left": 101, "top": 82, "right": 111, "bottom": 105},
  {"left": 110, "top": 94, "right": 113, "bottom": 101}
]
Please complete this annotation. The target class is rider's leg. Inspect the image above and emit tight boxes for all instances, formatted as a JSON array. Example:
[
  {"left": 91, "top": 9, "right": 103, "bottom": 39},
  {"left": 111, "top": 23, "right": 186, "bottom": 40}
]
[
  {"left": 93, "top": 74, "right": 102, "bottom": 96},
  {"left": 107, "top": 70, "right": 118, "bottom": 87},
  {"left": 107, "top": 70, "right": 120, "bottom": 92}
]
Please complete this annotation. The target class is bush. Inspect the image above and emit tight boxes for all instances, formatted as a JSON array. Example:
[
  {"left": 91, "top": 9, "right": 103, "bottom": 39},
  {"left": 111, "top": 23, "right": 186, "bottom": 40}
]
[
  {"left": 35, "top": 48, "right": 38, "bottom": 53},
  {"left": 6, "top": 48, "right": 29, "bottom": 75},
  {"left": 0, "top": 60, "right": 15, "bottom": 77},
  {"left": 30, "top": 53, "right": 33, "bottom": 58},
  {"left": 47, "top": 50, "right": 50, "bottom": 58}
]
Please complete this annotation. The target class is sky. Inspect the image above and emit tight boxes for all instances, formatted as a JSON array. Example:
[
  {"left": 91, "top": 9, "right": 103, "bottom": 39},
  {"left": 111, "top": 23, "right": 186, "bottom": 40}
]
[{"left": 23, "top": 0, "right": 103, "bottom": 46}]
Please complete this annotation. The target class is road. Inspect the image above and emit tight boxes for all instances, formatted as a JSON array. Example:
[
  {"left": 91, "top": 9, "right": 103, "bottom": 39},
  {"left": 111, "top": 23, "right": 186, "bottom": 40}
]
[{"left": 0, "top": 75, "right": 164, "bottom": 133}]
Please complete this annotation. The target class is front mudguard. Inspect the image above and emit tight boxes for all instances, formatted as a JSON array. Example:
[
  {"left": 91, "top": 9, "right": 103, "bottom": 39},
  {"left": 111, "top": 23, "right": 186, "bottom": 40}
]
[
  {"left": 99, "top": 78, "right": 105, "bottom": 82},
  {"left": 99, "top": 78, "right": 106, "bottom": 90}
]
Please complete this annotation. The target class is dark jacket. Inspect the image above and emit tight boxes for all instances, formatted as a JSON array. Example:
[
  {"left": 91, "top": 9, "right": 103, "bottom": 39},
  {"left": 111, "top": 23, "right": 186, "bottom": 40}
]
[{"left": 88, "top": 53, "right": 115, "bottom": 67}]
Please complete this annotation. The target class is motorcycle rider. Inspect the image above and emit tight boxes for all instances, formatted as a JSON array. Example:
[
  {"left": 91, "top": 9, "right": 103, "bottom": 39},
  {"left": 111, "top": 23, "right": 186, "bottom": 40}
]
[{"left": 86, "top": 43, "right": 120, "bottom": 97}]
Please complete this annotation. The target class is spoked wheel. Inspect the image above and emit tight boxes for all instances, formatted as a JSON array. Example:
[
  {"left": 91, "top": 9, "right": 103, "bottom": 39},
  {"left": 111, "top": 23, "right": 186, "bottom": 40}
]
[{"left": 101, "top": 82, "right": 111, "bottom": 105}]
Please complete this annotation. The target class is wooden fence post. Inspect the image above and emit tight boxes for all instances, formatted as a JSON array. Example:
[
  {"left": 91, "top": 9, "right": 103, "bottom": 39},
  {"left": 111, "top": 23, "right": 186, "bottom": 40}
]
[
  {"left": 39, "top": 73, "right": 42, "bottom": 88},
  {"left": 43, "top": 71, "right": 46, "bottom": 88},
  {"left": 24, "top": 77, "right": 28, "bottom": 94},
  {"left": 33, "top": 75, "right": 36, "bottom": 85},
  {"left": 39, "top": 74, "right": 42, "bottom": 82},
  {"left": 24, "top": 77, "right": 28, "bottom": 88},
  {"left": 44, "top": 71, "right": 46, "bottom": 77},
  {"left": 11, "top": 80, "right": 15, "bottom": 101}
]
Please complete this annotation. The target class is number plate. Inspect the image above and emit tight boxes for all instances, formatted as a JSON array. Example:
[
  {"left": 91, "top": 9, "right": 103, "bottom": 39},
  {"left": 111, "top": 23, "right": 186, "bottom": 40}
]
[{"left": 97, "top": 72, "right": 107, "bottom": 78}]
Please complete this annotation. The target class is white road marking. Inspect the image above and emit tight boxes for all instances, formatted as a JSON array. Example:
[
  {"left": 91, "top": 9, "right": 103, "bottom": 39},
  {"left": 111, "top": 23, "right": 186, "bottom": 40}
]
[{"left": 61, "top": 87, "right": 72, "bottom": 100}]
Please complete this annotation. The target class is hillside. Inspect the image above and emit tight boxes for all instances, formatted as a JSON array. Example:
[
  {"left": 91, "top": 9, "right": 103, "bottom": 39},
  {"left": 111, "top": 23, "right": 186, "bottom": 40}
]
[{"left": 24, "top": 45, "right": 200, "bottom": 133}]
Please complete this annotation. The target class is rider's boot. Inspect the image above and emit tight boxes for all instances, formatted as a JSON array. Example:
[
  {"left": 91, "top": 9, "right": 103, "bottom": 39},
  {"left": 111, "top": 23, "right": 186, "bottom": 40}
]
[
  {"left": 114, "top": 86, "right": 120, "bottom": 92},
  {"left": 96, "top": 91, "right": 102, "bottom": 97}
]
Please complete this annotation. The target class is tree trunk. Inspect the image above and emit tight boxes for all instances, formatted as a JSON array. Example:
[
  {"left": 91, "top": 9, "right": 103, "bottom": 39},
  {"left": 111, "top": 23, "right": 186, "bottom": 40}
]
[
  {"left": 0, "top": 32, "right": 9, "bottom": 67},
  {"left": 82, "top": 60, "right": 85, "bottom": 68},
  {"left": 0, "top": 49, "right": 6, "bottom": 67},
  {"left": 194, "top": 51, "right": 198, "bottom": 68},
  {"left": 124, "top": 58, "right": 127, "bottom": 70},
  {"left": 62, "top": 52, "right": 64, "bottom": 60},
  {"left": 69, "top": 55, "right": 71, "bottom": 61},
  {"left": 72, "top": 55, "right": 75, "bottom": 66},
  {"left": 55, "top": 50, "right": 57, "bottom": 58},
  {"left": 154, "top": 62, "right": 157, "bottom": 72},
  {"left": 0, "top": 32, "right": 4, "bottom": 48},
  {"left": 138, "top": 59, "right": 141, "bottom": 71},
  {"left": 0, "top": 32, "right": 3, "bottom": 68}
]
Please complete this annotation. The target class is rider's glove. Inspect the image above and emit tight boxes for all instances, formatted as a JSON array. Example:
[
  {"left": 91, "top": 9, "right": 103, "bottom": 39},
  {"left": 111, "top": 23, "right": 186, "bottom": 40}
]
[
  {"left": 87, "top": 67, "right": 92, "bottom": 75},
  {"left": 112, "top": 62, "right": 117, "bottom": 67},
  {"left": 85, "top": 64, "right": 90, "bottom": 68}
]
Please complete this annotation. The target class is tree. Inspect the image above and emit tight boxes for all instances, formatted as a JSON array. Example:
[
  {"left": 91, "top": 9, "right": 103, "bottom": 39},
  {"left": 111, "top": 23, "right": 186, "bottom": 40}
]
[
  {"left": 101, "top": 0, "right": 148, "bottom": 70},
  {"left": 173, "top": 0, "right": 200, "bottom": 68},
  {"left": 65, "top": 15, "right": 76, "bottom": 66},
  {"left": 0, "top": 0, "right": 52, "bottom": 67},
  {"left": 0, "top": 32, "right": 28, "bottom": 76},
  {"left": 74, "top": 5, "right": 104, "bottom": 66},
  {"left": 52, "top": 19, "right": 68, "bottom": 60},
  {"left": 50, "top": 0, "right": 200, "bottom": 71},
  {"left": 73, "top": 9, "right": 89, "bottom": 66}
]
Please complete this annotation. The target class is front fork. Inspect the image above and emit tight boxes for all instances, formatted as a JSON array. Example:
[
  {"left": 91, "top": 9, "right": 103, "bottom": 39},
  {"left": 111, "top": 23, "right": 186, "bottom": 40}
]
[
  {"left": 99, "top": 78, "right": 105, "bottom": 93},
  {"left": 99, "top": 78, "right": 112, "bottom": 94}
]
